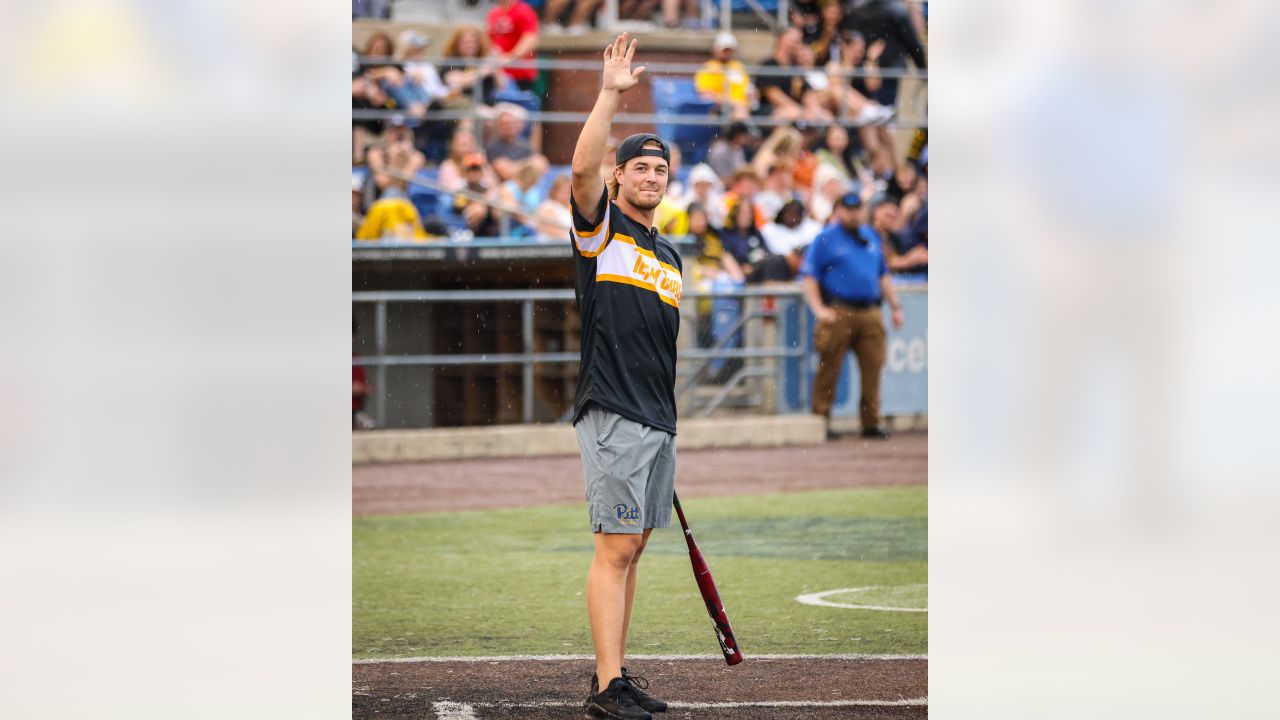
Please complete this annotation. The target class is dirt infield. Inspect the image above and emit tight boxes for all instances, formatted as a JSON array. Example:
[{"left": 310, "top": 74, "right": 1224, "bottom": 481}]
[
  {"left": 353, "top": 656, "right": 927, "bottom": 719},
  {"left": 353, "top": 432, "right": 926, "bottom": 516}
]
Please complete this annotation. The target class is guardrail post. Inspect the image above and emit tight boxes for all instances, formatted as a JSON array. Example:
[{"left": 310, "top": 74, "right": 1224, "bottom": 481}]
[
  {"left": 374, "top": 300, "right": 388, "bottom": 428},
  {"left": 522, "top": 299, "right": 535, "bottom": 424}
]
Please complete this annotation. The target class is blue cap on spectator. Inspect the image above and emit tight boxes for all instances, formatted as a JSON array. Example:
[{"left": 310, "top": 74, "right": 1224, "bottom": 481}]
[{"left": 836, "top": 192, "right": 863, "bottom": 208}]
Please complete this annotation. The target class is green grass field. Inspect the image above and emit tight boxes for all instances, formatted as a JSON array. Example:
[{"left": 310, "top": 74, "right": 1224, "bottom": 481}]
[{"left": 353, "top": 487, "right": 926, "bottom": 659}]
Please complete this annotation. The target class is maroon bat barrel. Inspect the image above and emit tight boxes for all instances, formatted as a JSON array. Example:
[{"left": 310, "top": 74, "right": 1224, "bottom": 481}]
[{"left": 673, "top": 493, "right": 743, "bottom": 665}]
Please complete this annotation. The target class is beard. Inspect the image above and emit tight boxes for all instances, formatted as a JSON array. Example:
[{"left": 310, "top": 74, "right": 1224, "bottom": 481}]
[{"left": 622, "top": 184, "right": 664, "bottom": 210}]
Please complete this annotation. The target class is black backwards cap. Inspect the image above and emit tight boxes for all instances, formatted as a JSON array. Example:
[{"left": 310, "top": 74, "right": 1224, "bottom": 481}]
[{"left": 615, "top": 133, "right": 670, "bottom": 166}]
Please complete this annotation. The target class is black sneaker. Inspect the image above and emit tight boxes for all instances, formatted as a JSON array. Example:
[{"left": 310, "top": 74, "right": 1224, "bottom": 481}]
[
  {"left": 585, "top": 677, "right": 652, "bottom": 720},
  {"left": 861, "top": 426, "right": 890, "bottom": 440},
  {"left": 621, "top": 668, "right": 668, "bottom": 713},
  {"left": 591, "top": 670, "right": 668, "bottom": 714}
]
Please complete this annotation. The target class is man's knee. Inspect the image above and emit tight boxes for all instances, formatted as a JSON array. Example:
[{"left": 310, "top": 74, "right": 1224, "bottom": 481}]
[{"left": 596, "top": 533, "right": 645, "bottom": 569}]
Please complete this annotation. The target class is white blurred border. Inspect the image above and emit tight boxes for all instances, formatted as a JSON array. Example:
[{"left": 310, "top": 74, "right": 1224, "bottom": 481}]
[
  {"left": 0, "top": 1, "right": 350, "bottom": 717},
  {"left": 932, "top": 1, "right": 1280, "bottom": 717}
]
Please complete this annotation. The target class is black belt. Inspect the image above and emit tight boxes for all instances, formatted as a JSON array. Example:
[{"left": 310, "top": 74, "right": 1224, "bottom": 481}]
[{"left": 830, "top": 297, "right": 882, "bottom": 310}]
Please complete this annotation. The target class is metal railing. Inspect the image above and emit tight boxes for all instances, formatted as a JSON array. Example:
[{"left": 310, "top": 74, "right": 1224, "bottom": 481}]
[{"left": 352, "top": 285, "right": 809, "bottom": 428}]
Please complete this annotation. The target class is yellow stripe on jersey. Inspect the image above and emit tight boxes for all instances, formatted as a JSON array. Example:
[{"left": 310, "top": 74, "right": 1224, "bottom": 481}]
[
  {"left": 597, "top": 273, "right": 680, "bottom": 308},
  {"left": 610, "top": 233, "right": 679, "bottom": 273}
]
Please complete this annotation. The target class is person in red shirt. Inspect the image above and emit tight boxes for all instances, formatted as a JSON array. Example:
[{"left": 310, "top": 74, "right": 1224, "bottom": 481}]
[{"left": 487, "top": 0, "right": 541, "bottom": 91}]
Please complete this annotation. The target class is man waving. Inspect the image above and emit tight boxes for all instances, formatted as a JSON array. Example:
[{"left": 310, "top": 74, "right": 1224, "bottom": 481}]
[{"left": 570, "top": 33, "right": 681, "bottom": 720}]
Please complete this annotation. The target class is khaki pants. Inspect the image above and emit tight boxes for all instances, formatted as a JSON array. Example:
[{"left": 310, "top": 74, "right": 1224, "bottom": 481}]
[{"left": 812, "top": 305, "right": 886, "bottom": 429}]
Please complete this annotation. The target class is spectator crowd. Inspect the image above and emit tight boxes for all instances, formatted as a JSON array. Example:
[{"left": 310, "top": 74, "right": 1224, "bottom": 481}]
[{"left": 352, "top": 0, "right": 927, "bottom": 282}]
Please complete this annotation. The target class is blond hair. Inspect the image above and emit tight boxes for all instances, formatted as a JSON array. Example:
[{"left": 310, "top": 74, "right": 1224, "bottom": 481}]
[{"left": 606, "top": 169, "right": 620, "bottom": 200}]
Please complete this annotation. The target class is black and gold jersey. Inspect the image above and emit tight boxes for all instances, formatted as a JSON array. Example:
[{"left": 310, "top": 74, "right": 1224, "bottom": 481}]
[{"left": 569, "top": 188, "right": 683, "bottom": 435}]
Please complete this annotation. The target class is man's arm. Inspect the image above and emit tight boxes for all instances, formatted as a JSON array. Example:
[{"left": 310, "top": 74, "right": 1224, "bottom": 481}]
[
  {"left": 571, "top": 33, "right": 646, "bottom": 219},
  {"left": 886, "top": 244, "right": 928, "bottom": 271},
  {"left": 503, "top": 30, "right": 540, "bottom": 63},
  {"left": 802, "top": 276, "right": 837, "bottom": 324},
  {"left": 880, "top": 274, "right": 904, "bottom": 329}
]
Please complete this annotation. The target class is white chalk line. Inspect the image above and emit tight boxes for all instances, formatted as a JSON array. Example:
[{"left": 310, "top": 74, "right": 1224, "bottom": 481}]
[
  {"left": 796, "top": 585, "right": 928, "bottom": 613},
  {"left": 356, "top": 652, "right": 926, "bottom": 664},
  {"left": 431, "top": 701, "right": 479, "bottom": 719},
  {"left": 437, "top": 699, "right": 927, "bottom": 710}
]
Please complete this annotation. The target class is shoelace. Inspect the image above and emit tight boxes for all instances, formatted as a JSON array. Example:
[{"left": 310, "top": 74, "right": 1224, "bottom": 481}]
[{"left": 622, "top": 671, "right": 651, "bottom": 691}]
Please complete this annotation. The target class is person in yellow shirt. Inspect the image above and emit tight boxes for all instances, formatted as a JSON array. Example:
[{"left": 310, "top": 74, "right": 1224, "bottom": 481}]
[
  {"left": 694, "top": 32, "right": 755, "bottom": 121},
  {"left": 355, "top": 188, "right": 431, "bottom": 241}
]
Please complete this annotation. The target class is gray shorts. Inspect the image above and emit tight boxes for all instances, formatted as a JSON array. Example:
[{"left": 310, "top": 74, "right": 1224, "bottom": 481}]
[{"left": 574, "top": 403, "right": 676, "bottom": 534}]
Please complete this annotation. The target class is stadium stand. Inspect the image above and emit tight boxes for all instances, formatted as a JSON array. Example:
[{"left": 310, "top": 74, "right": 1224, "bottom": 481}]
[{"left": 353, "top": 1, "right": 926, "bottom": 428}]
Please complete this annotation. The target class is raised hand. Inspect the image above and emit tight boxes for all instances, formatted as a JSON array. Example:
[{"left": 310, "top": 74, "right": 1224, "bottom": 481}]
[{"left": 601, "top": 33, "right": 645, "bottom": 94}]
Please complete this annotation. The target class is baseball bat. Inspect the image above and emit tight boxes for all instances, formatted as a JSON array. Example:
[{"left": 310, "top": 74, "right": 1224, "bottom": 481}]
[{"left": 673, "top": 492, "right": 743, "bottom": 665}]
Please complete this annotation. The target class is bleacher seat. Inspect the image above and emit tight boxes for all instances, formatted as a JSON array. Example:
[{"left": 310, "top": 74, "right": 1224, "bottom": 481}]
[{"left": 649, "top": 76, "right": 720, "bottom": 166}]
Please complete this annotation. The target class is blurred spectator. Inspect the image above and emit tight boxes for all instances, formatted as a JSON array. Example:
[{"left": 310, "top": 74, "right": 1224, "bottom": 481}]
[
  {"left": 441, "top": 26, "right": 505, "bottom": 107},
  {"left": 706, "top": 121, "right": 754, "bottom": 185},
  {"left": 829, "top": 30, "right": 898, "bottom": 160},
  {"left": 752, "top": 126, "right": 817, "bottom": 193},
  {"left": 661, "top": 0, "right": 706, "bottom": 30},
  {"left": 487, "top": 0, "right": 541, "bottom": 91},
  {"left": 718, "top": 197, "right": 770, "bottom": 274},
  {"left": 365, "top": 118, "right": 427, "bottom": 195},
  {"left": 438, "top": 124, "right": 499, "bottom": 192},
  {"left": 453, "top": 153, "right": 504, "bottom": 237},
  {"left": 893, "top": 199, "right": 927, "bottom": 276},
  {"left": 352, "top": 50, "right": 395, "bottom": 163},
  {"left": 842, "top": 0, "right": 927, "bottom": 109},
  {"left": 382, "top": 30, "right": 447, "bottom": 119},
  {"left": 809, "top": 162, "right": 853, "bottom": 224},
  {"left": 755, "top": 163, "right": 799, "bottom": 222},
  {"left": 790, "top": 1, "right": 822, "bottom": 43},
  {"left": 761, "top": 199, "right": 823, "bottom": 255},
  {"left": 756, "top": 28, "right": 829, "bottom": 123},
  {"left": 685, "top": 164, "right": 725, "bottom": 226},
  {"left": 486, "top": 103, "right": 542, "bottom": 181},
  {"left": 352, "top": 173, "right": 366, "bottom": 238},
  {"left": 747, "top": 243, "right": 808, "bottom": 284},
  {"left": 499, "top": 156, "right": 551, "bottom": 233},
  {"left": 809, "top": 0, "right": 845, "bottom": 65},
  {"left": 695, "top": 33, "right": 756, "bottom": 121},
  {"left": 534, "top": 174, "right": 573, "bottom": 240},
  {"left": 862, "top": 145, "right": 894, "bottom": 196},
  {"left": 355, "top": 186, "right": 431, "bottom": 241},
  {"left": 883, "top": 159, "right": 918, "bottom": 204},
  {"left": 618, "top": 0, "right": 661, "bottom": 22},
  {"left": 543, "top": 0, "right": 601, "bottom": 35},
  {"left": 720, "top": 168, "right": 765, "bottom": 228},
  {"left": 688, "top": 203, "right": 745, "bottom": 283},
  {"left": 815, "top": 124, "right": 859, "bottom": 180},
  {"left": 359, "top": 32, "right": 397, "bottom": 75},
  {"left": 869, "top": 196, "right": 927, "bottom": 272}
]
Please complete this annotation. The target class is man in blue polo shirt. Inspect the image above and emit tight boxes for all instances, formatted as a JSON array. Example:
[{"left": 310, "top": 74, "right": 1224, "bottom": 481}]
[{"left": 800, "top": 192, "right": 905, "bottom": 440}]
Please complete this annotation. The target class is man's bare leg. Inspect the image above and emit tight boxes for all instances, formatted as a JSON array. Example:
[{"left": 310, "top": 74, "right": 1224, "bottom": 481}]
[
  {"left": 588, "top": 531, "right": 645, "bottom": 686},
  {"left": 619, "top": 528, "right": 652, "bottom": 656}
]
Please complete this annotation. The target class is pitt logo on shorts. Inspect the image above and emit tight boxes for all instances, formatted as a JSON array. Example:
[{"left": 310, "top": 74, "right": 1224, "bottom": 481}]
[{"left": 613, "top": 503, "right": 641, "bottom": 525}]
